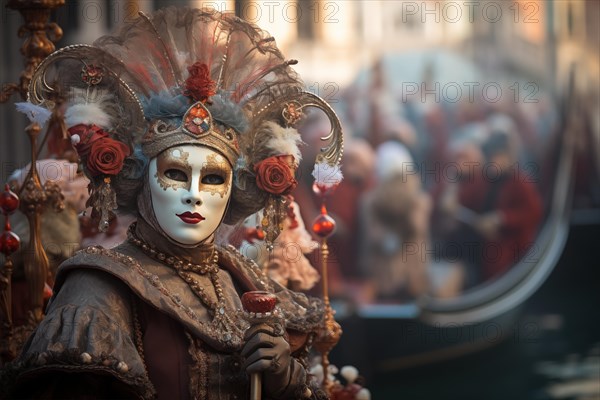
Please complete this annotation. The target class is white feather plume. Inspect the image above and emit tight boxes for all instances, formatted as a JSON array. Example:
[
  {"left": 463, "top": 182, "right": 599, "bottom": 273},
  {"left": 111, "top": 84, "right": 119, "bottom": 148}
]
[
  {"left": 15, "top": 102, "right": 52, "bottom": 126},
  {"left": 65, "top": 103, "right": 112, "bottom": 129},
  {"left": 312, "top": 161, "right": 343, "bottom": 188},
  {"left": 64, "top": 88, "right": 114, "bottom": 129},
  {"left": 263, "top": 121, "right": 303, "bottom": 162}
]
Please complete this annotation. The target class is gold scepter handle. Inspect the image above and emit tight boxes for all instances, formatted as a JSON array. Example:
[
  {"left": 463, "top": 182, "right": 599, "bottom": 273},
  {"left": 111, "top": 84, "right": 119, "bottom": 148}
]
[
  {"left": 241, "top": 291, "right": 278, "bottom": 400},
  {"left": 249, "top": 371, "right": 261, "bottom": 400}
]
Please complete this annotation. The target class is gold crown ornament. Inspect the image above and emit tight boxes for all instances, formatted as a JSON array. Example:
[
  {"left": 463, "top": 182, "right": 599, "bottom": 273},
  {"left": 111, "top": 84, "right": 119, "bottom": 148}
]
[{"left": 23, "top": 7, "right": 343, "bottom": 237}]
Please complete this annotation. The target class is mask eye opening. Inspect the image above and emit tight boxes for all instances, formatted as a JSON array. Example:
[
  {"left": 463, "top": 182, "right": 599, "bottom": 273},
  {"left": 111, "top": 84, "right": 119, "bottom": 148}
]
[
  {"left": 201, "top": 174, "right": 225, "bottom": 185},
  {"left": 165, "top": 168, "right": 188, "bottom": 182}
]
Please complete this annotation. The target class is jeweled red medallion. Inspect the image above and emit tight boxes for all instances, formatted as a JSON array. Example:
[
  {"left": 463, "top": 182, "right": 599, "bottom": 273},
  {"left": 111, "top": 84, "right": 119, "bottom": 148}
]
[{"left": 183, "top": 102, "right": 212, "bottom": 135}]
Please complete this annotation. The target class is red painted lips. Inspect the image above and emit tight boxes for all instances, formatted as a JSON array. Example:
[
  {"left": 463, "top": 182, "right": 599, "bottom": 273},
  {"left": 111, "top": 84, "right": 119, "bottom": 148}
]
[{"left": 176, "top": 212, "right": 205, "bottom": 224}]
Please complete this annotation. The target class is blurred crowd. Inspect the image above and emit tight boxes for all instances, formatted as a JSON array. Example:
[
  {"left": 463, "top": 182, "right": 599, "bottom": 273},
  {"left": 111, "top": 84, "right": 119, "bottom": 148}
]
[{"left": 293, "top": 58, "right": 562, "bottom": 303}]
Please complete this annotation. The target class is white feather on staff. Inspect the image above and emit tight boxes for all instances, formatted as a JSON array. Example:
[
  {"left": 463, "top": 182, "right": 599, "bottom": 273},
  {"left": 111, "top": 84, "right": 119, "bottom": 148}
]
[
  {"left": 15, "top": 102, "right": 52, "bottom": 126},
  {"left": 312, "top": 161, "right": 343, "bottom": 188}
]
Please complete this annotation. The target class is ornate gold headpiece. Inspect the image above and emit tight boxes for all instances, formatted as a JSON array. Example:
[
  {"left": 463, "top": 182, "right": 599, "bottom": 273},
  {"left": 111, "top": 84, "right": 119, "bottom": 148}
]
[
  {"left": 142, "top": 99, "right": 241, "bottom": 166},
  {"left": 142, "top": 101, "right": 239, "bottom": 165},
  {"left": 26, "top": 7, "right": 344, "bottom": 229}
]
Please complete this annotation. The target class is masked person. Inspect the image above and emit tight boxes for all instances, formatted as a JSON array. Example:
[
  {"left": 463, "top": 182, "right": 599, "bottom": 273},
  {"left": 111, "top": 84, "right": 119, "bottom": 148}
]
[{"left": 1, "top": 7, "right": 344, "bottom": 400}]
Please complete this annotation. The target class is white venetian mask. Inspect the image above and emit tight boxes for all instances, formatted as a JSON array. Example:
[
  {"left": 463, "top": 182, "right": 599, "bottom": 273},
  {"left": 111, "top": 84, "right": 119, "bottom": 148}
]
[{"left": 148, "top": 145, "right": 233, "bottom": 245}]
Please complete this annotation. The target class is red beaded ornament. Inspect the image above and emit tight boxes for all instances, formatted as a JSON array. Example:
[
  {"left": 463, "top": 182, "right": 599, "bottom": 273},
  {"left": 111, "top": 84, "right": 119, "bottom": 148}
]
[
  {"left": 0, "top": 184, "right": 19, "bottom": 214},
  {"left": 0, "top": 222, "right": 20, "bottom": 256},
  {"left": 0, "top": 184, "right": 20, "bottom": 257},
  {"left": 312, "top": 206, "right": 336, "bottom": 239}
]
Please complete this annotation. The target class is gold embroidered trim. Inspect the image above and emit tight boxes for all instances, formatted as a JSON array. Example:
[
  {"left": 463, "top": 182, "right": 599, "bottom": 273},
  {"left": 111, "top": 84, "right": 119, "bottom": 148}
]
[
  {"left": 200, "top": 152, "right": 232, "bottom": 198},
  {"left": 79, "top": 246, "right": 247, "bottom": 350},
  {"left": 186, "top": 332, "right": 209, "bottom": 400},
  {"left": 131, "top": 296, "right": 147, "bottom": 368},
  {"left": 155, "top": 146, "right": 192, "bottom": 191}
]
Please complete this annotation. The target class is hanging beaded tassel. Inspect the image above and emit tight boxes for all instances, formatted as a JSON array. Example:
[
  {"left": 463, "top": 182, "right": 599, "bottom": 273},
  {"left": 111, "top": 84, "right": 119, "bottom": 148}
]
[
  {"left": 261, "top": 195, "right": 289, "bottom": 252},
  {"left": 0, "top": 184, "right": 20, "bottom": 361},
  {"left": 87, "top": 177, "right": 117, "bottom": 233},
  {"left": 0, "top": 184, "right": 20, "bottom": 254}
]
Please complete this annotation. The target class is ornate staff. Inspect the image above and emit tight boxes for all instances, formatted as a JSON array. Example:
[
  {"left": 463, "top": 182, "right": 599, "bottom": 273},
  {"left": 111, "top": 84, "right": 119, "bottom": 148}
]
[
  {"left": 261, "top": 91, "right": 344, "bottom": 395},
  {"left": 19, "top": 122, "right": 64, "bottom": 322},
  {"left": 0, "top": 0, "right": 65, "bottom": 363},
  {"left": 311, "top": 163, "right": 343, "bottom": 394}
]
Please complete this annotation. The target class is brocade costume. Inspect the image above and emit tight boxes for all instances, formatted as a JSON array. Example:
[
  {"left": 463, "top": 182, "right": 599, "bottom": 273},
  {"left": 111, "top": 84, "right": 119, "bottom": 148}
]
[{"left": 2, "top": 219, "right": 325, "bottom": 399}]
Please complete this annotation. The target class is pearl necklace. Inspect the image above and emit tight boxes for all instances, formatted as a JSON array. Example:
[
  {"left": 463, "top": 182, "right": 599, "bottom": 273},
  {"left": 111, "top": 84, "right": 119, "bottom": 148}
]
[{"left": 127, "top": 224, "right": 225, "bottom": 317}]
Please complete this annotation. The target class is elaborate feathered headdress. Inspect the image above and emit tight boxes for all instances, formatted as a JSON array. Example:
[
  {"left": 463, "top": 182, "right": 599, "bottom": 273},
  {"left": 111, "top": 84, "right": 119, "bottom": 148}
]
[{"left": 23, "top": 7, "right": 343, "bottom": 242}]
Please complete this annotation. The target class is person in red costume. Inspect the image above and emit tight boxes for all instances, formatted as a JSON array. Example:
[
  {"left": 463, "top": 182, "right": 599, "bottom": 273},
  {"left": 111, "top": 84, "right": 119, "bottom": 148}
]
[
  {"left": 436, "top": 128, "right": 543, "bottom": 287},
  {"left": 473, "top": 132, "right": 544, "bottom": 281},
  {"left": 434, "top": 132, "right": 489, "bottom": 291}
]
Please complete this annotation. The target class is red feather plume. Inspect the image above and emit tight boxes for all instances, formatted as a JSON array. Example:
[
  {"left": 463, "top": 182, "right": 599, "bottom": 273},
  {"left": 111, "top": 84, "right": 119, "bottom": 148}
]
[{"left": 184, "top": 62, "right": 216, "bottom": 104}]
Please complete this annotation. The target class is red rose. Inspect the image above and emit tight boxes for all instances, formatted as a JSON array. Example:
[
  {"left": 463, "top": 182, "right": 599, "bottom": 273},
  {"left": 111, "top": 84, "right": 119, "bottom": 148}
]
[
  {"left": 86, "top": 137, "right": 131, "bottom": 177},
  {"left": 184, "top": 62, "right": 216, "bottom": 103},
  {"left": 68, "top": 124, "right": 109, "bottom": 158},
  {"left": 254, "top": 155, "right": 298, "bottom": 195}
]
